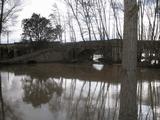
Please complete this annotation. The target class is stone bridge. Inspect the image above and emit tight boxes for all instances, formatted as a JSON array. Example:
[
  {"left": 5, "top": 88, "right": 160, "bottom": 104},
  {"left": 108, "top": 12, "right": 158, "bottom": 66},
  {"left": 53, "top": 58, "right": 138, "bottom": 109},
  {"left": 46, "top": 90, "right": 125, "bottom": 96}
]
[{"left": 0, "top": 39, "right": 160, "bottom": 65}]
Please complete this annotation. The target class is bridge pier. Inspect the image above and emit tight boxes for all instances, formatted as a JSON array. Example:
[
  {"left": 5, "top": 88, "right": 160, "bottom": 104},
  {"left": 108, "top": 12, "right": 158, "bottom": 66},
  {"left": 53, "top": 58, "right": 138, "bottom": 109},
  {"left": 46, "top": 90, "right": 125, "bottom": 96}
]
[
  {"left": 111, "top": 47, "right": 122, "bottom": 63},
  {"left": 13, "top": 48, "right": 18, "bottom": 57}
]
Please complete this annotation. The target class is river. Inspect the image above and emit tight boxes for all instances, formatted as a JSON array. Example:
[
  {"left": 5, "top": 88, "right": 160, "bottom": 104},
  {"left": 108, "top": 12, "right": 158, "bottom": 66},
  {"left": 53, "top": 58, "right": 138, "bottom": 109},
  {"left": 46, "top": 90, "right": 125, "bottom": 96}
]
[{"left": 0, "top": 63, "right": 160, "bottom": 120}]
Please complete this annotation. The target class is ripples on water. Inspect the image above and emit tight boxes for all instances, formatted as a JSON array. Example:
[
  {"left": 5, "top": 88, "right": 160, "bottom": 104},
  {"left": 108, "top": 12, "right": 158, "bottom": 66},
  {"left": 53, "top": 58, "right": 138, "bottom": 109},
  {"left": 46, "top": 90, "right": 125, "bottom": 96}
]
[{"left": 0, "top": 63, "right": 160, "bottom": 120}]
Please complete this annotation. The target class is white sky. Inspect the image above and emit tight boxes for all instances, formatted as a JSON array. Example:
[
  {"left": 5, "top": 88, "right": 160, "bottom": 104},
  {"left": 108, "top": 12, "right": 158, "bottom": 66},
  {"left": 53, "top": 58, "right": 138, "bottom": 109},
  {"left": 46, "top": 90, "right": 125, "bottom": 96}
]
[{"left": 2, "top": 0, "right": 65, "bottom": 43}]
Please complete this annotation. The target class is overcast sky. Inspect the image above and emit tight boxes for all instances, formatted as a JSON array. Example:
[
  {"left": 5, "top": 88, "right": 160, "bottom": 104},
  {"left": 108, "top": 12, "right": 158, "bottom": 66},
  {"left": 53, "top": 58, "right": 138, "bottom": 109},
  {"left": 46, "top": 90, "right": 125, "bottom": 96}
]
[{"left": 2, "top": 0, "right": 65, "bottom": 43}]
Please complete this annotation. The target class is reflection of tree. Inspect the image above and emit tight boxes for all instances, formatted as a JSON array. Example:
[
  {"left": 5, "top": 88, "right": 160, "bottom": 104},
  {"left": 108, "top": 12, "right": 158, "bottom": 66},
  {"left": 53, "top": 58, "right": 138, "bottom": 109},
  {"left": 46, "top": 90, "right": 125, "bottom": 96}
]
[
  {"left": 0, "top": 74, "right": 5, "bottom": 120},
  {"left": 137, "top": 80, "right": 160, "bottom": 120},
  {"left": 3, "top": 102, "right": 22, "bottom": 120},
  {"left": 23, "top": 77, "right": 62, "bottom": 107},
  {"left": 48, "top": 77, "right": 160, "bottom": 120},
  {"left": 0, "top": 73, "right": 22, "bottom": 120},
  {"left": 49, "top": 79, "right": 120, "bottom": 120},
  {"left": 48, "top": 78, "right": 64, "bottom": 113},
  {"left": 119, "top": 70, "right": 137, "bottom": 120}
]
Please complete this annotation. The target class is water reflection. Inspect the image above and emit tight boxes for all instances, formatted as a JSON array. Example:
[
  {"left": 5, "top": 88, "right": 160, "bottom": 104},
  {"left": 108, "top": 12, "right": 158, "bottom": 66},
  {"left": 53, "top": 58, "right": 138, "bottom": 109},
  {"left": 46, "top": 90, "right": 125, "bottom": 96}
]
[
  {"left": 92, "top": 64, "right": 104, "bottom": 71},
  {"left": 119, "top": 70, "right": 137, "bottom": 120},
  {"left": 0, "top": 73, "right": 22, "bottom": 120},
  {"left": 0, "top": 74, "right": 5, "bottom": 120},
  {"left": 0, "top": 64, "right": 160, "bottom": 120},
  {"left": 23, "top": 77, "right": 62, "bottom": 107}
]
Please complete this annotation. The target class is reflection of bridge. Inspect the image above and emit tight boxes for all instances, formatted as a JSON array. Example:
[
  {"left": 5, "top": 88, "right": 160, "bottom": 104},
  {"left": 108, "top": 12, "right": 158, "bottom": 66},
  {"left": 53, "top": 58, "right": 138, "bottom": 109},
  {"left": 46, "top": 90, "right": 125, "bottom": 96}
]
[
  {"left": 0, "top": 39, "right": 160, "bottom": 65},
  {"left": 1, "top": 64, "right": 160, "bottom": 82}
]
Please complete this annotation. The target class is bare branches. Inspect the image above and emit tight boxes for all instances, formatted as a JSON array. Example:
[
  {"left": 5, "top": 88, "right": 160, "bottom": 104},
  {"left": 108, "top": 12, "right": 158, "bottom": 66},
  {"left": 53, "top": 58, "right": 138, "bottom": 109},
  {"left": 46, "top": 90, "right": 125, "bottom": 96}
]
[
  {"left": 1, "top": 0, "right": 22, "bottom": 32},
  {"left": 62, "top": 0, "right": 160, "bottom": 42},
  {"left": 138, "top": 0, "right": 160, "bottom": 41},
  {"left": 64, "top": 0, "right": 85, "bottom": 41}
]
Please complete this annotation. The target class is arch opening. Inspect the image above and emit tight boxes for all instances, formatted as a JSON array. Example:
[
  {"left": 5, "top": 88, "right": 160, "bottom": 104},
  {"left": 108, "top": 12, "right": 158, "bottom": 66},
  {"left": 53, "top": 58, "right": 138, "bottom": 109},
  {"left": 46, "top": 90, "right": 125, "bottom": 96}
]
[{"left": 27, "top": 60, "right": 37, "bottom": 64}]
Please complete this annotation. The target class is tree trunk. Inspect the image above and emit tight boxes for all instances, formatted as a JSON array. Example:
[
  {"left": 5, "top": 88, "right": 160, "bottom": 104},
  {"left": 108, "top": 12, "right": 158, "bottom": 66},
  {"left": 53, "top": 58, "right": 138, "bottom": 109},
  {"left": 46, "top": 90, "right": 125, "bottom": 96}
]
[
  {"left": 0, "top": 0, "right": 5, "bottom": 115},
  {"left": 122, "top": 0, "right": 138, "bottom": 70},
  {"left": 0, "top": 0, "right": 5, "bottom": 43},
  {"left": 119, "top": 0, "right": 138, "bottom": 120}
]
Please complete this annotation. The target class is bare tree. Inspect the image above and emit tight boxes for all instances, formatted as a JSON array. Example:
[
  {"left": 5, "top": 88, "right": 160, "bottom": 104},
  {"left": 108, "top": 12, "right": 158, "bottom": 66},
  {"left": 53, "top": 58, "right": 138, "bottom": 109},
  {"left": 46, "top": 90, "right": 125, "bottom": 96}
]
[
  {"left": 138, "top": 0, "right": 145, "bottom": 41},
  {"left": 110, "top": 0, "right": 123, "bottom": 39},
  {"left": 50, "top": 3, "right": 64, "bottom": 42},
  {"left": 93, "top": 0, "right": 110, "bottom": 40},
  {"left": 67, "top": 10, "right": 77, "bottom": 42},
  {"left": 0, "top": 0, "right": 22, "bottom": 43},
  {"left": 64, "top": 0, "right": 86, "bottom": 41},
  {"left": 0, "top": 0, "right": 5, "bottom": 37},
  {"left": 119, "top": 0, "right": 139, "bottom": 120}
]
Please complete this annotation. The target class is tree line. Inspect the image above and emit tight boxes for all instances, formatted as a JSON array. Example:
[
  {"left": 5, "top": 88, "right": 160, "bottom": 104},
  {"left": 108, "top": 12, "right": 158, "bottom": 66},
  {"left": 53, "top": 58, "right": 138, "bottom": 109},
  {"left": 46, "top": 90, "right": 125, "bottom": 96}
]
[
  {"left": 1, "top": 0, "right": 160, "bottom": 43},
  {"left": 60, "top": 0, "right": 160, "bottom": 42}
]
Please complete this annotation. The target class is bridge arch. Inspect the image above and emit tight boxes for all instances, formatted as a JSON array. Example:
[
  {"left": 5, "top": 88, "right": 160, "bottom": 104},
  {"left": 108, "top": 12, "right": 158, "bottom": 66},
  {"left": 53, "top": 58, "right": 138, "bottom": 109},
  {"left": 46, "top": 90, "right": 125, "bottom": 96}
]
[{"left": 77, "top": 49, "right": 95, "bottom": 61}]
